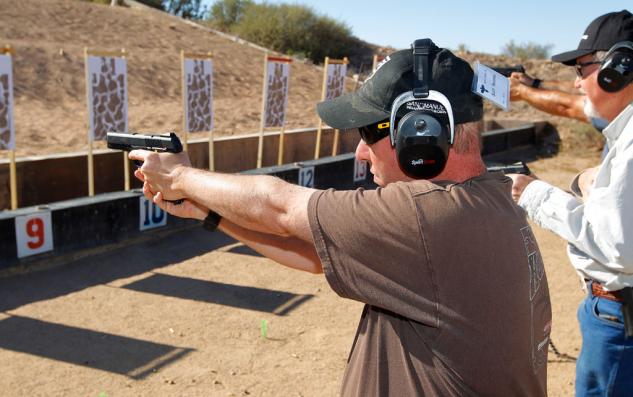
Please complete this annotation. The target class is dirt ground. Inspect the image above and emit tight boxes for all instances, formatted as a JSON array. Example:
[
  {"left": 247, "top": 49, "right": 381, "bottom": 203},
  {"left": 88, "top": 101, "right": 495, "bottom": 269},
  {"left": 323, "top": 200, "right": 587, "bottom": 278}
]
[
  {"left": 0, "top": 149, "right": 600, "bottom": 397},
  {"left": 0, "top": 1, "right": 609, "bottom": 395}
]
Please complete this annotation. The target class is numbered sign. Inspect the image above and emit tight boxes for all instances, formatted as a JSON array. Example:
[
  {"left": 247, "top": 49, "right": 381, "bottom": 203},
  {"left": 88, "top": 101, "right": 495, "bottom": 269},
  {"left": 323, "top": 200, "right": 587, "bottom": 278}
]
[
  {"left": 298, "top": 166, "right": 315, "bottom": 188},
  {"left": 15, "top": 211, "right": 54, "bottom": 258},
  {"left": 353, "top": 159, "right": 368, "bottom": 182},
  {"left": 139, "top": 196, "right": 167, "bottom": 231}
]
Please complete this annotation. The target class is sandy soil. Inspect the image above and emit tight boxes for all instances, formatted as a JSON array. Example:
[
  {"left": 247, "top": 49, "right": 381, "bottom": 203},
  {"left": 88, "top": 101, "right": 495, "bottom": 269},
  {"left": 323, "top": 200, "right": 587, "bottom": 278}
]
[
  {"left": 0, "top": 149, "right": 600, "bottom": 397},
  {"left": 0, "top": 1, "right": 609, "bottom": 395}
]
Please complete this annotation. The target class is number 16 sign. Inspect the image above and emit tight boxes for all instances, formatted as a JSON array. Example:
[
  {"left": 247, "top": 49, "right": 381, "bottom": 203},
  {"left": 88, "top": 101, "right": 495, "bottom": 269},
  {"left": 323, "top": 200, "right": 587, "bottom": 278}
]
[{"left": 15, "top": 211, "right": 54, "bottom": 258}]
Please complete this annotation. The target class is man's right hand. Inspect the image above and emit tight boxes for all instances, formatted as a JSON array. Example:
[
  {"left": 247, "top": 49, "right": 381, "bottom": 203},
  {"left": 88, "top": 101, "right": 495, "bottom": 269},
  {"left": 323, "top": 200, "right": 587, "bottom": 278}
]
[{"left": 509, "top": 72, "right": 532, "bottom": 101}]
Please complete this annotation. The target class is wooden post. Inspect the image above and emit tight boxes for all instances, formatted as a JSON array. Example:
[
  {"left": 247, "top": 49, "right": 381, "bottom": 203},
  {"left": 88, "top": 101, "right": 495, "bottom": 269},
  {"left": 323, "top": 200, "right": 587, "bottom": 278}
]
[
  {"left": 2, "top": 45, "right": 17, "bottom": 209},
  {"left": 314, "top": 57, "right": 329, "bottom": 159},
  {"left": 121, "top": 48, "right": 129, "bottom": 192},
  {"left": 257, "top": 52, "right": 268, "bottom": 168},
  {"left": 277, "top": 125, "right": 286, "bottom": 165},
  {"left": 181, "top": 50, "right": 188, "bottom": 153},
  {"left": 330, "top": 57, "right": 348, "bottom": 158},
  {"left": 84, "top": 47, "right": 94, "bottom": 197}
]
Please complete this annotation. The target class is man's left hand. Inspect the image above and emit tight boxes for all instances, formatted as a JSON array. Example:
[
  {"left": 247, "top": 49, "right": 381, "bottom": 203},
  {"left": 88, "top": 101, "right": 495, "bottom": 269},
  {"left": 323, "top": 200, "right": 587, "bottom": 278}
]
[
  {"left": 129, "top": 150, "right": 192, "bottom": 202},
  {"left": 508, "top": 173, "right": 538, "bottom": 203}
]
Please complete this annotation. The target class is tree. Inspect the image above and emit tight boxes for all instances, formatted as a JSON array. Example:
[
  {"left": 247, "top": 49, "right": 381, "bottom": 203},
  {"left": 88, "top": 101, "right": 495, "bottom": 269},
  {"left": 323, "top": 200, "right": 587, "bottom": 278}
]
[
  {"left": 501, "top": 40, "right": 554, "bottom": 60},
  {"left": 210, "top": 0, "right": 253, "bottom": 31},
  {"left": 163, "top": 0, "right": 208, "bottom": 20},
  {"left": 136, "top": 0, "right": 164, "bottom": 9}
]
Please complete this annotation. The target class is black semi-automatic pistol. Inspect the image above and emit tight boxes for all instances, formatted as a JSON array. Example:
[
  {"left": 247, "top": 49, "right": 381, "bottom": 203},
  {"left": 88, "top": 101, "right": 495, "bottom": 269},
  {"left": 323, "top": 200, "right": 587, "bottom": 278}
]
[{"left": 106, "top": 131, "right": 184, "bottom": 204}]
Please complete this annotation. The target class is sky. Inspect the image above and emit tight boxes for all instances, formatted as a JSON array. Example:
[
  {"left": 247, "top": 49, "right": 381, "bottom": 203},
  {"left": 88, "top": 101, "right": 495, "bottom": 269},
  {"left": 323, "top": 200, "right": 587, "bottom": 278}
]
[{"left": 202, "top": 0, "right": 631, "bottom": 56}]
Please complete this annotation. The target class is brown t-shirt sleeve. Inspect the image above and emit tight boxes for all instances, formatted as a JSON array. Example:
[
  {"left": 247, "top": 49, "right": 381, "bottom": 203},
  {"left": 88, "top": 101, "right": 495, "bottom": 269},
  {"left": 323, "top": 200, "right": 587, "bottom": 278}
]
[{"left": 308, "top": 183, "right": 439, "bottom": 326}]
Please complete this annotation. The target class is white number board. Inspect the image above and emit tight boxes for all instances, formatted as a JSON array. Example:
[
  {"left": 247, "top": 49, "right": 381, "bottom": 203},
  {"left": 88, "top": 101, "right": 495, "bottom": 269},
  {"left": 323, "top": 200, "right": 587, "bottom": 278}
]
[
  {"left": 298, "top": 166, "right": 315, "bottom": 188},
  {"left": 15, "top": 211, "right": 54, "bottom": 258},
  {"left": 139, "top": 196, "right": 167, "bottom": 231},
  {"left": 353, "top": 159, "right": 367, "bottom": 182}
]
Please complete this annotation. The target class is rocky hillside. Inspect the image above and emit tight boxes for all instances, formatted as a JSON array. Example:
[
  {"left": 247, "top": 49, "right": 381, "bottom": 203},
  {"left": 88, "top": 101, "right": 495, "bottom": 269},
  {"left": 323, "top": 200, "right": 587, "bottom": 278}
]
[{"left": 0, "top": 0, "right": 599, "bottom": 157}]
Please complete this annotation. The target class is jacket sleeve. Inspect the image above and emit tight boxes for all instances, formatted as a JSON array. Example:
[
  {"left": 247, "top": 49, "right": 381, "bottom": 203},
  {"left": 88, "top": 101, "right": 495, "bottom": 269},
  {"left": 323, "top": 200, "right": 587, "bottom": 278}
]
[{"left": 519, "top": 145, "right": 633, "bottom": 274}]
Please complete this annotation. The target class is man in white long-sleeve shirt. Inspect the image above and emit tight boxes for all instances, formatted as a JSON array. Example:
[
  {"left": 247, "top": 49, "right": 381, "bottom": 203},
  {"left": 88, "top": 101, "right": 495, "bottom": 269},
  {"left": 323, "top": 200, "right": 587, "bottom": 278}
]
[{"left": 510, "top": 10, "right": 633, "bottom": 397}]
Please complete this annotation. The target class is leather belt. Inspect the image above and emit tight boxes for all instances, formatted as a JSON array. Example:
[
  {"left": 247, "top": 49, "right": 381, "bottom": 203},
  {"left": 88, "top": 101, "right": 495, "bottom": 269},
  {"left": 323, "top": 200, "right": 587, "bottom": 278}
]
[{"left": 591, "top": 282, "right": 624, "bottom": 302}]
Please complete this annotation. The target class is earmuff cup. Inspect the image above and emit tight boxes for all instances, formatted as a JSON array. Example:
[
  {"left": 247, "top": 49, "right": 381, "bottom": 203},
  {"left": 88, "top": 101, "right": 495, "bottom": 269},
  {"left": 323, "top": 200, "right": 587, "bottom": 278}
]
[
  {"left": 395, "top": 111, "right": 449, "bottom": 179},
  {"left": 598, "top": 41, "right": 633, "bottom": 93}
]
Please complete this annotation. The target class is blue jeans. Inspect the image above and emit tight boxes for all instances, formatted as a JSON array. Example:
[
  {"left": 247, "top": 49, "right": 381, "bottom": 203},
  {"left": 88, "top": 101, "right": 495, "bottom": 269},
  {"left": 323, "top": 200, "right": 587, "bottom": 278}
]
[{"left": 576, "top": 284, "right": 633, "bottom": 396}]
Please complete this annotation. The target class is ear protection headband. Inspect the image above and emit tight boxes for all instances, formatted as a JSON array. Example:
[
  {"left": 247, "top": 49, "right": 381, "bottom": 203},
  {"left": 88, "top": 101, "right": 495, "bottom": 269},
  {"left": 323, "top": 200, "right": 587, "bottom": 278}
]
[
  {"left": 598, "top": 41, "right": 633, "bottom": 92},
  {"left": 389, "top": 39, "right": 455, "bottom": 179}
]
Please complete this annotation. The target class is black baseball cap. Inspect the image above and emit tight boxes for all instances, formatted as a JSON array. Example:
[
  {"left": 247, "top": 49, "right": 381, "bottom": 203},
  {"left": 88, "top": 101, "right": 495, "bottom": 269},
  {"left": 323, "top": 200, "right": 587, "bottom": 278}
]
[
  {"left": 316, "top": 47, "right": 483, "bottom": 129},
  {"left": 552, "top": 10, "right": 633, "bottom": 65}
]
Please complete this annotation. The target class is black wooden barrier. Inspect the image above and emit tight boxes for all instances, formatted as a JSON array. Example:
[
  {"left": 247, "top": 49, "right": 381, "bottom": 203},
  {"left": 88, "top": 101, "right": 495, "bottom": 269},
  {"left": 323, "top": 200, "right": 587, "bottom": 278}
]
[
  {"left": 0, "top": 121, "right": 559, "bottom": 274},
  {"left": 0, "top": 153, "right": 373, "bottom": 273}
]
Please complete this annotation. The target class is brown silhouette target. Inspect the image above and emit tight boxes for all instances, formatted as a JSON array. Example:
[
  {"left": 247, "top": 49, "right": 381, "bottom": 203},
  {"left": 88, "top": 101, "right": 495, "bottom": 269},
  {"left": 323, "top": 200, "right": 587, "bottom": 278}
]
[
  {"left": 0, "top": 54, "right": 15, "bottom": 150},
  {"left": 264, "top": 60, "right": 290, "bottom": 128},
  {"left": 325, "top": 63, "right": 347, "bottom": 100},
  {"left": 87, "top": 56, "right": 128, "bottom": 141},
  {"left": 184, "top": 58, "right": 213, "bottom": 133}
]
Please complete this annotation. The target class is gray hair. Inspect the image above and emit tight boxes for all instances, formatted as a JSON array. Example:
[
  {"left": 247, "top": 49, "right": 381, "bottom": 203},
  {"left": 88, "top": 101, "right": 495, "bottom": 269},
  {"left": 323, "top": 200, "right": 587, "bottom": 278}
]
[{"left": 452, "top": 121, "right": 482, "bottom": 154}]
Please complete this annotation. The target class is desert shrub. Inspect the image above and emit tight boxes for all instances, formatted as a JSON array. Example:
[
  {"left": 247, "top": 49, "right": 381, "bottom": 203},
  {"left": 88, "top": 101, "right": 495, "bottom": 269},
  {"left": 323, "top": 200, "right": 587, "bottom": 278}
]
[
  {"left": 501, "top": 40, "right": 554, "bottom": 60},
  {"left": 217, "top": 1, "right": 372, "bottom": 67},
  {"left": 163, "top": 0, "right": 208, "bottom": 19},
  {"left": 209, "top": 0, "right": 253, "bottom": 31}
]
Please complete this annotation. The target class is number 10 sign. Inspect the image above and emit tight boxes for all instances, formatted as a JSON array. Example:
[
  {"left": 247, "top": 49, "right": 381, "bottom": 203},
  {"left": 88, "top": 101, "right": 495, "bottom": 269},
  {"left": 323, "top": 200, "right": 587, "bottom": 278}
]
[{"left": 15, "top": 211, "right": 54, "bottom": 258}]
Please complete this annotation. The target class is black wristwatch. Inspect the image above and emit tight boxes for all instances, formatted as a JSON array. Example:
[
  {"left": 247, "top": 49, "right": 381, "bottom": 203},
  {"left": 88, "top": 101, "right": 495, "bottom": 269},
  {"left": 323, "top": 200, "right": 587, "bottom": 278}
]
[
  {"left": 531, "top": 78, "right": 542, "bottom": 89},
  {"left": 202, "top": 210, "right": 222, "bottom": 232}
]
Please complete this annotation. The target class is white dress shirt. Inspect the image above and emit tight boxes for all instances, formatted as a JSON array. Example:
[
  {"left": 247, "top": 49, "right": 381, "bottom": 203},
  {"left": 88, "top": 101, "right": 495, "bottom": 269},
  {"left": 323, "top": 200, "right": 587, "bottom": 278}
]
[{"left": 519, "top": 103, "right": 633, "bottom": 291}]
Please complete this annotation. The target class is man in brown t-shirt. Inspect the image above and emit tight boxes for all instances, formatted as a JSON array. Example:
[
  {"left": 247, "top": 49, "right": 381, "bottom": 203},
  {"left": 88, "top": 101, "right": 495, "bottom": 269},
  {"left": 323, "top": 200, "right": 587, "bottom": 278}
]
[{"left": 130, "top": 41, "right": 551, "bottom": 396}]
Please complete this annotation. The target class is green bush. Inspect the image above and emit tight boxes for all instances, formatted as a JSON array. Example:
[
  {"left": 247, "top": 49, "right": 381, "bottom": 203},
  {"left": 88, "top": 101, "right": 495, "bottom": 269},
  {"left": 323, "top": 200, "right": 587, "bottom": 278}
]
[
  {"left": 208, "top": 0, "right": 373, "bottom": 69},
  {"left": 501, "top": 40, "right": 554, "bottom": 60},
  {"left": 210, "top": 0, "right": 253, "bottom": 31}
]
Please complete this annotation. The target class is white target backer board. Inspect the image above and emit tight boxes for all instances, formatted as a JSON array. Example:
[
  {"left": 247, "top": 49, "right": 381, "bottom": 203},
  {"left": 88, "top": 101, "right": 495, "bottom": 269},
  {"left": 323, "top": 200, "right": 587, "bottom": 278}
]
[
  {"left": 183, "top": 58, "right": 214, "bottom": 132},
  {"left": 86, "top": 55, "right": 128, "bottom": 141},
  {"left": 263, "top": 60, "right": 290, "bottom": 128},
  {"left": 15, "top": 211, "right": 54, "bottom": 258},
  {"left": 325, "top": 63, "right": 347, "bottom": 100},
  {"left": 0, "top": 54, "right": 15, "bottom": 150}
]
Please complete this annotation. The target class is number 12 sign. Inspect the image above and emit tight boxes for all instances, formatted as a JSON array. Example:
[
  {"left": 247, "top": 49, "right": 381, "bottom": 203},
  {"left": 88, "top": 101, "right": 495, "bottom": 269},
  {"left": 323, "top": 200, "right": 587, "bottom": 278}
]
[{"left": 15, "top": 211, "right": 54, "bottom": 258}]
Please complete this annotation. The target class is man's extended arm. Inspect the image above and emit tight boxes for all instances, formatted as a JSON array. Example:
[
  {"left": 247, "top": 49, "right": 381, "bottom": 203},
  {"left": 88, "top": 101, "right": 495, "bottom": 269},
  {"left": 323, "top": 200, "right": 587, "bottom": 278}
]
[
  {"left": 510, "top": 79, "right": 589, "bottom": 122},
  {"left": 131, "top": 150, "right": 323, "bottom": 272}
]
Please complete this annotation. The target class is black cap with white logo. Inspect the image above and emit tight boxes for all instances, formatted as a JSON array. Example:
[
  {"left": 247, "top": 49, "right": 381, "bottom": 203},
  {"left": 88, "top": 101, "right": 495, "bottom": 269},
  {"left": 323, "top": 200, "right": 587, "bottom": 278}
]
[{"left": 552, "top": 10, "right": 633, "bottom": 65}]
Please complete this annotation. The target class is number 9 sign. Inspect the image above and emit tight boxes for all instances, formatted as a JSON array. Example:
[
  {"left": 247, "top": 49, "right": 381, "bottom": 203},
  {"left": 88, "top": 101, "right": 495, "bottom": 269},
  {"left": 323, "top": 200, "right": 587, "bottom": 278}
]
[{"left": 15, "top": 211, "right": 54, "bottom": 258}]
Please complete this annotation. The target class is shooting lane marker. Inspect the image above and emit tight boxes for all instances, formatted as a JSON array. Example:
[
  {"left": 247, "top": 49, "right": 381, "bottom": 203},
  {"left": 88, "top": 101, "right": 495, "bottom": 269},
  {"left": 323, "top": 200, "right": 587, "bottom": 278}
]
[
  {"left": 1, "top": 45, "right": 17, "bottom": 209},
  {"left": 139, "top": 195, "right": 167, "bottom": 231},
  {"left": 353, "top": 158, "right": 368, "bottom": 182},
  {"left": 84, "top": 48, "right": 128, "bottom": 196},
  {"left": 181, "top": 51, "right": 215, "bottom": 170},
  {"left": 15, "top": 209, "right": 54, "bottom": 258}
]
